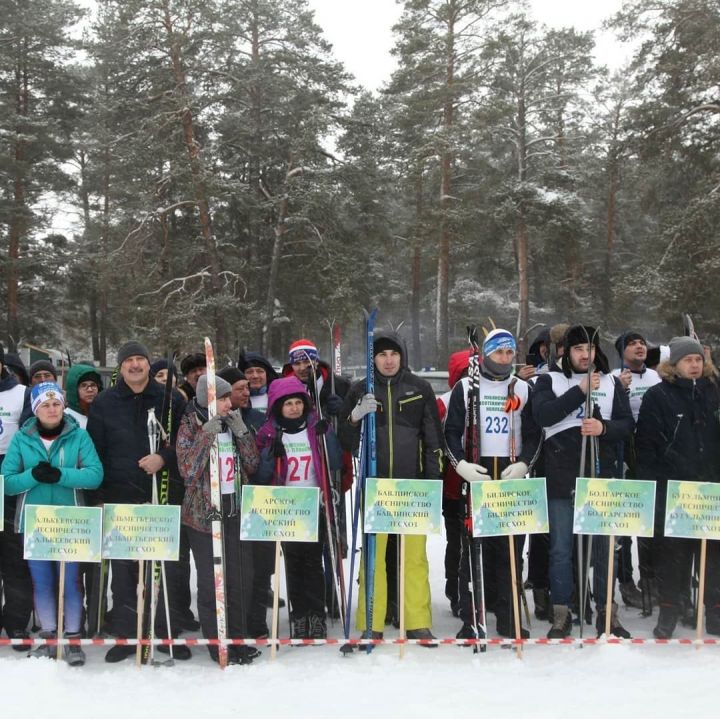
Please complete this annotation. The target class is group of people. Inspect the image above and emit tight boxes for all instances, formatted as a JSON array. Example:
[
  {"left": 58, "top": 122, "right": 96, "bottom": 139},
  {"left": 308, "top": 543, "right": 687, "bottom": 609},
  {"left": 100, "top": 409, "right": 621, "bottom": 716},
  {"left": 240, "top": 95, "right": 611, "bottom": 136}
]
[{"left": 0, "top": 320, "right": 717, "bottom": 667}]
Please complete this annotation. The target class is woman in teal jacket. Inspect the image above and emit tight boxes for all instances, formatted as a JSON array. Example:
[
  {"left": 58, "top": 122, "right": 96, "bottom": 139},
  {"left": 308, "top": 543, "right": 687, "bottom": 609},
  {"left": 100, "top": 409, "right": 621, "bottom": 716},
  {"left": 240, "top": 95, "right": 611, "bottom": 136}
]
[{"left": 3, "top": 381, "right": 102, "bottom": 665}]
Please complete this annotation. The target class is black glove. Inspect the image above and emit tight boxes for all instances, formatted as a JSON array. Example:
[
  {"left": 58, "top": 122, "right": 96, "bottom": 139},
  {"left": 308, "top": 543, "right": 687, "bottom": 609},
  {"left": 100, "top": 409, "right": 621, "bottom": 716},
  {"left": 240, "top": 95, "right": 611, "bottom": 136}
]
[
  {"left": 325, "top": 393, "right": 343, "bottom": 416},
  {"left": 315, "top": 418, "right": 329, "bottom": 435},
  {"left": 32, "top": 461, "right": 61, "bottom": 484}
]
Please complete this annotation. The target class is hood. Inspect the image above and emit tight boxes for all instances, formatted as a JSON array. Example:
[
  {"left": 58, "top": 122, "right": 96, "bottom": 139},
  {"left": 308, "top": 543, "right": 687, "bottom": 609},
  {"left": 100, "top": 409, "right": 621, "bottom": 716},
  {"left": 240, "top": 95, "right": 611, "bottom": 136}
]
[
  {"left": 3, "top": 352, "right": 29, "bottom": 385},
  {"left": 238, "top": 351, "right": 279, "bottom": 384},
  {"left": 266, "top": 376, "right": 311, "bottom": 416},
  {"left": 65, "top": 364, "right": 103, "bottom": 413},
  {"left": 656, "top": 359, "right": 719, "bottom": 383},
  {"left": 447, "top": 349, "right": 472, "bottom": 388},
  {"left": 527, "top": 327, "right": 550, "bottom": 367},
  {"left": 374, "top": 330, "right": 408, "bottom": 368}
]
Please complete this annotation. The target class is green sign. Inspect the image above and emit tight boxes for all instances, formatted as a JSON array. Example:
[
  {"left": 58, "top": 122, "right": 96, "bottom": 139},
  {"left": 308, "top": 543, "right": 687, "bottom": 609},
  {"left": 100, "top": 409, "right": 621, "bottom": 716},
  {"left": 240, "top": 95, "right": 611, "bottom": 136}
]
[
  {"left": 364, "top": 478, "right": 443, "bottom": 535},
  {"left": 24, "top": 505, "right": 102, "bottom": 562},
  {"left": 573, "top": 478, "right": 656, "bottom": 537},
  {"left": 665, "top": 481, "right": 720, "bottom": 540},
  {"left": 240, "top": 486, "right": 320, "bottom": 542},
  {"left": 102, "top": 504, "right": 181, "bottom": 560},
  {"left": 471, "top": 478, "right": 549, "bottom": 538}
]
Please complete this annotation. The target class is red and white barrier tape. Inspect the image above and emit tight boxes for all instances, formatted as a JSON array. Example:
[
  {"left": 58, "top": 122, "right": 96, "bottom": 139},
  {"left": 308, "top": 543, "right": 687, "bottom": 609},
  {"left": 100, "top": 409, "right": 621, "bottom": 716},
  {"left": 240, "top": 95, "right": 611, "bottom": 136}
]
[{"left": 1, "top": 636, "right": 718, "bottom": 647}]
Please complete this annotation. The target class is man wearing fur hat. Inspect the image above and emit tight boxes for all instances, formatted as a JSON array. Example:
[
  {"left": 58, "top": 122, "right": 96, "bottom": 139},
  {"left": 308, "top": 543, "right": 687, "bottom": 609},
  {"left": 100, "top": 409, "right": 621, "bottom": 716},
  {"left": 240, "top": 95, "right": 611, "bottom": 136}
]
[
  {"left": 636, "top": 336, "right": 720, "bottom": 639},
  {"left": 532, "top": 325, "right": 634, "bottom": 639},
  {"left": 87, "top": 341, "right": 189, "bottom": 662}
]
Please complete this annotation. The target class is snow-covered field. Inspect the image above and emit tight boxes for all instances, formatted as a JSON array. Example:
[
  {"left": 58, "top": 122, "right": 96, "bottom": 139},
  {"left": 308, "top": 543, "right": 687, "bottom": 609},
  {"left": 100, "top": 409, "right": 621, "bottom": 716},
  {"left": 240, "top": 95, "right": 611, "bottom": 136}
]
[{"left": 3, "top": 532, "right": 718, "bottom": 718}]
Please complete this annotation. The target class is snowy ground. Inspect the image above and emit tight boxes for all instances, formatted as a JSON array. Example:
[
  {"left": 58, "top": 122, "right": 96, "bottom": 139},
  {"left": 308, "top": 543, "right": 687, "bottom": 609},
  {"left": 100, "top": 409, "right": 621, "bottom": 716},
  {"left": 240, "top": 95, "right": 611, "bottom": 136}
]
[{"left": 3, "top": 532, "right": 718, "bottom": 718}]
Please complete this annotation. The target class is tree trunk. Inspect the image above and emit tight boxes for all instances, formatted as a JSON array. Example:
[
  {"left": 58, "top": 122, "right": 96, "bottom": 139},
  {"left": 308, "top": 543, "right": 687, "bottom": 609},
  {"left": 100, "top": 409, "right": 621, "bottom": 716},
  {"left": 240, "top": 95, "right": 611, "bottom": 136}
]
[
  {"left": 411, "top": 172, "right": 423, "bottom": 368},
  {"left": 161, "top": 0, "right": 226, "bottom": 351},
  {"left": 7, "top": 37, "right": 29, "bottom": 351},
  {"left": 262, "top": 193, "right": 288, "bottom": 355},
  {"left": 435, "top": 15, "right": 455, "bottom": 366}
]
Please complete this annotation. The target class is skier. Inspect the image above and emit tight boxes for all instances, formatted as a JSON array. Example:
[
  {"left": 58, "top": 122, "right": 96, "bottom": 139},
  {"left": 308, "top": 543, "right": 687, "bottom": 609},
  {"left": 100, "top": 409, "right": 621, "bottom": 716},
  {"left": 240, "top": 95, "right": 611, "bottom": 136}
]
[
  {"left": 238, "top": 351, "right": 279, "bottom": 413},
  {"left": 436, "top": 349, "right": 472, "bottom": 618},
  {"left": 635, "top": 336, "right": 720, "bottom": 638},
  {"left": 340, "top": 332, "right": 444, "bottom": 643},
  {"left": 177, "top": 352, "right": 207, "bottom": 402},
  {"left": 176, "top": 374, "right": 260, "bottom": 663},
  {"left": 613, "top": 332, "right": 661, "bottom": 610},
  {"left": 444, "top": 329, "right": 540, "bottom": 639},
  {"left": 64, "top": 364, "right": 103, "bottom": 429},
  {"left": 283, "top": 338, "right": 349, "bottom": 418},
  {"left": 0, "top": 343, "right": 34, "bottom": 651},
  {"left": 3, "top": 381, "right": 102, "bottom": 665},
  {"left": 254, "top": 376, "right": 342, "bottom": 639},
  {"left": 87, "top": 341, "right": 188, "bottom": 662},
  {"left": 532, "top": 325, "right": 634, "bottom": 638}
]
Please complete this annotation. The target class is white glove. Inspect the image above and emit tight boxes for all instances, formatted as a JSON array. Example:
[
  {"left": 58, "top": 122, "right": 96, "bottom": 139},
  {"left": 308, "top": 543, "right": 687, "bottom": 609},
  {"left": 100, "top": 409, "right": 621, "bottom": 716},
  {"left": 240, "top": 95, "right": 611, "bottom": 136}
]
[
  {"left": 351, "top": 393, "right": 378, "bottom": 423},
  {"left": 456, "top": 460, "right": 489, "bottom": 482},
  {"left": 501, "top": 461, "right": 528, "bottom": 480}
]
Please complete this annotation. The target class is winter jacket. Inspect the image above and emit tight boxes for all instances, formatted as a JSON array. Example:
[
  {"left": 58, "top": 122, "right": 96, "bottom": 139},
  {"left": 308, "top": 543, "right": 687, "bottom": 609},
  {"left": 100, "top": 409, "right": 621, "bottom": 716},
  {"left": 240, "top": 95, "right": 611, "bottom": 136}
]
[
  {"left": 339, "top": 332, "right": 444, "bottom": 481},
  {"left": 86, "top": 377, "right": 186, "bottom": 505},
  {"left": 254, "top": 377, "right": 343, "bottom": 486},
  {"left": 3, "top": 415, "right": 103, "bottom": 531},
  {"left": 444, "top": 369, "right": 541, "bottom": 476},
  {"left": 176, "top": 403, "right": 260, "bottom": 532},
  {"left": 635, "top": 361, "right": 720, "bottom": 489},
  {"left": 532, "top": 371, "right": 634, "bottom": 499}
]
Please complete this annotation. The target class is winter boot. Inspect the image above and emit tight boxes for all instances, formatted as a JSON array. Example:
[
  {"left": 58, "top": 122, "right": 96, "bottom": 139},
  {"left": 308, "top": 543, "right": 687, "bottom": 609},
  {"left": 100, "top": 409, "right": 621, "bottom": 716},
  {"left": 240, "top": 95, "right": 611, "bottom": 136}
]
[
  {"left": 533, "top": 588, "right": 551, "bottom": 621},
  {"left": 456, "top": 623, "right": 483, "bottom": 647},
  {"left": 307, "top": 613, "right": 327, "bottom": 640},
  {"left": 706, "top": 606, "right": 720, "bottom": 636},
  {"left": 653, "top": 605, "right": 679, "bottom": 639},
  {"left": 10, "top": 630, "right": 31, "bottom": 653},
  {"left": 406, "top": 628, "right": 438, "bottom": 648},
  {"left": 63, "top": 633, "right": 86, "bottom": 667},
  {"left": 104, "top": 644, "right": 135, "bottom": 663},
  {"left": 619, "top": 580, "right": 644, "bottom": 610},
  {"left": 547, "top": 605, "right": 572, "bottom": 639},
  {"left": 596, "top": 602, "right": 631, "bottom": 639},
  {"left": 29, "top": 631, "right": 56, "bottom": 660},
  {"left": 291, "top": 614, "right": 308, "bottom": 640}
]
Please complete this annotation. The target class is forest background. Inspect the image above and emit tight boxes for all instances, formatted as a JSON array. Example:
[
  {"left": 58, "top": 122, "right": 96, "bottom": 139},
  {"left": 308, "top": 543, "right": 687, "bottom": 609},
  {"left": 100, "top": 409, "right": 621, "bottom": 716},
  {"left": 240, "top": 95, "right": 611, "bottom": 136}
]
[{"left": 1, "top": 0, "right": 718, "bottom": 368}]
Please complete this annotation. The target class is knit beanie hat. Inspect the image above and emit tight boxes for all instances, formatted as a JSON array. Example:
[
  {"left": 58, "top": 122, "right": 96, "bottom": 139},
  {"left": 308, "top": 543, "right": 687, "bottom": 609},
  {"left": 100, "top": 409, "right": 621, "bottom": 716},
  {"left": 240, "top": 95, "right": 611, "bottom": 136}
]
[
  {"left": 195, "top": 374, "right": 232, "bottom": 408},
  {"left": 31, "top": 381, "right": 65, "bottom": 414},
  {"left": 288, "top": 339, "right": 319, "bottom": 364},
  {"left": 482, "top": 329, "right": 516, "bottom": 357},
  {"left": 373, "top": 336, "right": 403, "bottom": 356},
  {"left": 217, "top": 367, "right": 245, "bottom": 385},
  {"left": 117, "top": 341, "right": 150, "bottom": 366},
  {"left": 669, "top": 336, "right": 704, "bottom": 365},
  {"left": 29, "top": 360, "right": 58, "bottom": 381},
  {"left": 614, "top": 332, "right": 646, "bottom": 359}
]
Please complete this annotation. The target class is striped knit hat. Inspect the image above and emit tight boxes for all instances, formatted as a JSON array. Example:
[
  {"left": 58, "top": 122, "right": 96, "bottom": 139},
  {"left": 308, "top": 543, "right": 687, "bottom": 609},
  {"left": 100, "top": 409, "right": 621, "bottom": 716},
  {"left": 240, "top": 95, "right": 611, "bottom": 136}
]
[
  {"left": 482, "top": 329, "right": 516, "bottom": 357},
  {"left": 288, "top": 339, "right": 319, "bottom": 364}
]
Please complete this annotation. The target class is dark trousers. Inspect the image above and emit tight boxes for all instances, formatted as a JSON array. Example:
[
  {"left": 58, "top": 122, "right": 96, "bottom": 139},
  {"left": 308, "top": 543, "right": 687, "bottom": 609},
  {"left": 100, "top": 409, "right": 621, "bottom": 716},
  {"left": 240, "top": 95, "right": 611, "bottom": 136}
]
[
  {"left": 443, "top": 498, "right": 463, "bottom": 601},
  {"left": 527, "top": 533, "right": 550, "bottom": 590},
  {"left": 186, "top": 516, "right": 253, "bottom": 645},
  {"left": 248, "top": 541, "right": 274, "bottom": 636},
  {"left": 0, "top": 523, "right": 33, "bottom": 635},
  {"left": 459, "top": 532, "right": 520, "bottom": 632},
  {"left": 284, "top": 540, "right": 325, "bottom": 619}
]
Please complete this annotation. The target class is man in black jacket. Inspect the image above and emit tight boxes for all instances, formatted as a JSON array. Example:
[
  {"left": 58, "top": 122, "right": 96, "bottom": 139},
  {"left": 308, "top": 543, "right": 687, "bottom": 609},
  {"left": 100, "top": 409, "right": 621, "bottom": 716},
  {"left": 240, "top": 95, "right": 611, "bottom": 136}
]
[
  {"left": 636, "top": 336, "right": 720, "bottom": 638},
  {"left": 87, "top": 340, "right": 187, "bottom": 662},
  {"left": 340, "top": 332, "right": 444, "bottom": 642},
  {"left": 532, "top": 325, "right": 634, "bottom": 638}
]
